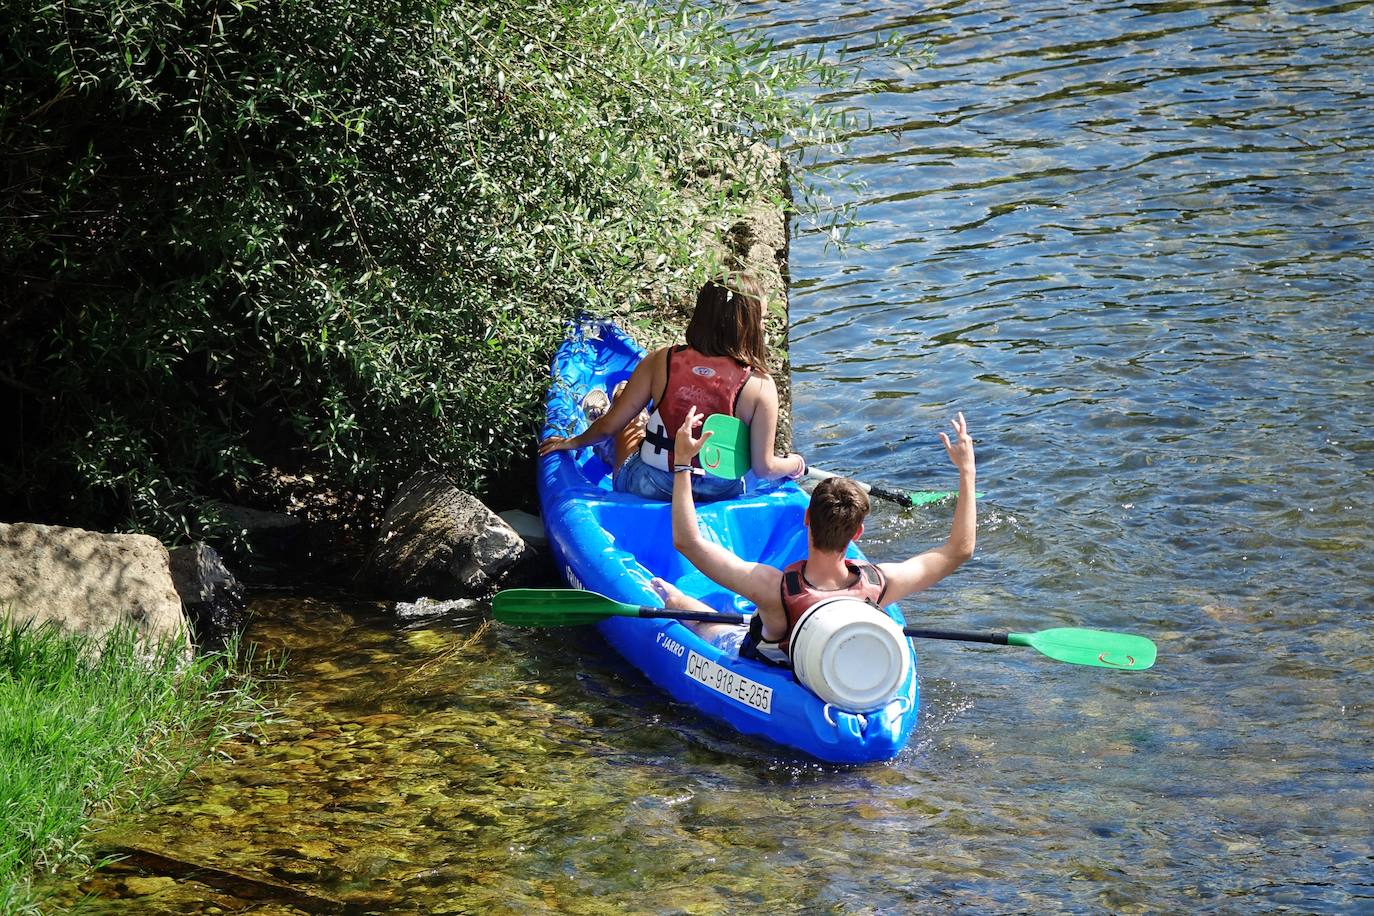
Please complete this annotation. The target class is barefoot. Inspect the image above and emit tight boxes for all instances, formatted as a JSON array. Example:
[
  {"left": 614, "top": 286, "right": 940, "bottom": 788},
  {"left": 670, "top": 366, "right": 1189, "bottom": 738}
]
[
  {"left": 650, "top": 576, "right": 689, "bottom": 610},
  {"left": 581, "top": 388, "right": 610, "bottom": 423}
]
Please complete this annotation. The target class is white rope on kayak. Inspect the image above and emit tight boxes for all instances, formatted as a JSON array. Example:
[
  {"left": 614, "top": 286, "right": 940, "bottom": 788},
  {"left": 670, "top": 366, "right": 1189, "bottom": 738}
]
[{"left": 823, "top": 703, "right": 867, "bottom": 731}]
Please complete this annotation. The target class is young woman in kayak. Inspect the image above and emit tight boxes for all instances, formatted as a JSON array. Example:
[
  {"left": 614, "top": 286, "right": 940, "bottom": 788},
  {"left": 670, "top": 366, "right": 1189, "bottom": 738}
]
[
  {"left": 537, "top": 273, "right": 806, "bottom": 500},
  {"left": 658, "top": 406, "right": 977, "bottom": 663}
]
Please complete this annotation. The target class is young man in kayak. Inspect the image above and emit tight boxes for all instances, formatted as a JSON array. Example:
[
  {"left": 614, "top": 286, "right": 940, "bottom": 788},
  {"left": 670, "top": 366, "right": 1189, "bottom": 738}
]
[{"left": 656, "top": 406, "right": 977, "bottom": 664}]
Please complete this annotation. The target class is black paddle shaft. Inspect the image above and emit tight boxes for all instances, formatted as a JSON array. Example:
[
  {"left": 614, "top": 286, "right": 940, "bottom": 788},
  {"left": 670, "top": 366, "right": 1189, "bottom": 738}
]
[
  {"left": 902, "top": 628, "right": 1010, "bottom": 645},
  {"left": 634, "top": 608, "right": 1011, "bottom": 645},
  {"left": 868, "top": 484, "right": 915, "bottom": 505},
  {"left": 636, "top": 607, "right": 746, "bottom": 625}
]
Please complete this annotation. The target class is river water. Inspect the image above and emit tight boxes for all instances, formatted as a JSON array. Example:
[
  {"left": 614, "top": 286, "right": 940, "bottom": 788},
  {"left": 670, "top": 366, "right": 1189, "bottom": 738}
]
[{"left": 47, "top": 1, "right": 1372, "bottom": 912}]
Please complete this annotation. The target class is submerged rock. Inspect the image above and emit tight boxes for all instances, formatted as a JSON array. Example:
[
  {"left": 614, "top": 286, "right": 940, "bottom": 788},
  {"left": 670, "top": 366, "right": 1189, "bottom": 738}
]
[
  {"left": 393, "top": 596, "right": 479, "bottom": 619},
  {"left": 362, "top": 471, "right": 532, "bottom": 600},
  {"left": 0, "top": 522, "right": 188, "bottom": 651}
]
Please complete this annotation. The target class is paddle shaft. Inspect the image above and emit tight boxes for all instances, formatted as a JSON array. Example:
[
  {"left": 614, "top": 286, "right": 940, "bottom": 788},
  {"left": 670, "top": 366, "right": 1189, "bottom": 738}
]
[
  {"left": 493, "top": 589, "right": 1154, "bottom": 670},
  {"left": 640, "top": 607, "right": 746, "bottom": 625},
  {"left": 805, "top": 466, "right": 955, "bottom": 506},
  {"left": 694, "top": 414, "right": 957, "bottom": 503},
  {"left": 904, "top": 628, "right": 1012, "bottom": 646},
  {"left": 605, "top": 606, "right": 1022, "bottom": 647}
]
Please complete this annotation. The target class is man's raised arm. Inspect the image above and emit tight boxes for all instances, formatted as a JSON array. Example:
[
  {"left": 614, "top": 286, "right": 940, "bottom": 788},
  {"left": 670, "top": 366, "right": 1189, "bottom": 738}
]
[
  {"left": 671, "top": 406, "right": 782, "bottom": 611},
  {"left": 879, "top": 412, "right": 977, "bottom": 602}
]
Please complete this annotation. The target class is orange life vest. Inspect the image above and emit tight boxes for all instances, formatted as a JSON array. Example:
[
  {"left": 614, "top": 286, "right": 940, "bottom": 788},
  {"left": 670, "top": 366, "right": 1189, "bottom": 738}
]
[
  {"left": 639, "top": 346, "right": 752, "bottom": 471},
  {"left": 742, "top": 559, "right": 889, "bottom": 666}
]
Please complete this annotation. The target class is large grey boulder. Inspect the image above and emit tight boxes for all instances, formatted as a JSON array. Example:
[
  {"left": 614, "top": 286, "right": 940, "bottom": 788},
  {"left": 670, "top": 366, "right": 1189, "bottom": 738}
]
[
  {"left": 363, "top": 471, "right": 532, "bottom": 600},
  {"left": 167, "top": 543, "right": 247, "bottom": 651},
  {"left": 0, "top": 522, "right": 188, "bottom": 650}
]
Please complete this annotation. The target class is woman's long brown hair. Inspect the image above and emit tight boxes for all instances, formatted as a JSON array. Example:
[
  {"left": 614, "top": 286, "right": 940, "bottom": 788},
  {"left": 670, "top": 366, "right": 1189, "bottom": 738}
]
[{"left": 684, "top": 273, "right": 771, "bottom": 375}]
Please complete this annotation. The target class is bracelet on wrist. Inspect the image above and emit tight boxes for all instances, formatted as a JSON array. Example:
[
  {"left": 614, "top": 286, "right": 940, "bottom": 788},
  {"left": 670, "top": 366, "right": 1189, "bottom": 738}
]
[{"left": 673, "top": 464, "right": 704, "bottom": 476}]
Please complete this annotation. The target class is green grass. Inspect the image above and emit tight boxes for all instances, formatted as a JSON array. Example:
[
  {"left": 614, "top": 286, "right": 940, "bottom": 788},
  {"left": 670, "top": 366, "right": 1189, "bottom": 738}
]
[{"left": 0, "top": 617, "right": 269, "bottom": 911}]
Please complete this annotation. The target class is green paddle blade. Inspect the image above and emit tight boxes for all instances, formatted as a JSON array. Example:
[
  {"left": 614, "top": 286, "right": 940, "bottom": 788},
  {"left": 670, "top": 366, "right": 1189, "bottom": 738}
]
[
  {"left": 904, "top": 490, "right": 960, "bottom": 507},
  {"left": 492, "top": 588, "right": 636, "bottom": 627},
  {"left": 700, "top": 413, "right": 751, "bottom": 479},
  {"left": 1010, "top": 628, "right": 1157, "bottom": 670}
]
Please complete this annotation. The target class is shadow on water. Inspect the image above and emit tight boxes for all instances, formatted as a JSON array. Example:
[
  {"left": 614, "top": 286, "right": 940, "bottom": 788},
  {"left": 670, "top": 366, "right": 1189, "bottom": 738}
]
[{"left": 41, "top": 0, "right": 1374, "bottom": 911}]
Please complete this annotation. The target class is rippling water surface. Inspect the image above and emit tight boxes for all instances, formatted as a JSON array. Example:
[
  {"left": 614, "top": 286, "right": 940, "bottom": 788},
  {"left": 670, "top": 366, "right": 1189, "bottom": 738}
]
[{"left": 46, "top": 1, "right": 1372, "bottom": 912}]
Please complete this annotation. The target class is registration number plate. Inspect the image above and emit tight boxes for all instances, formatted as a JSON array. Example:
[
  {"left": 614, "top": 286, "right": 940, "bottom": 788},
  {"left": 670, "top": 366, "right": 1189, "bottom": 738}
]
[{"left": 685, "top": 651, "right": 773, "bottom": 714}]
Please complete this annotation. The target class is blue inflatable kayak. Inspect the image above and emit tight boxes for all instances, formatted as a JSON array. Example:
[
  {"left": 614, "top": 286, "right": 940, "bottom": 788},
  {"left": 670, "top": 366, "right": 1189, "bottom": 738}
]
[{"left": 536, "top": 320, "right": 919, "bottom": 764}]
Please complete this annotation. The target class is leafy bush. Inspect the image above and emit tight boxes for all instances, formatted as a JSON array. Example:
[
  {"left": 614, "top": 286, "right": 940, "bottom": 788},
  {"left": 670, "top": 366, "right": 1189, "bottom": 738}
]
[{"left": 1, "top": 0, "right": 870, "bottom": 542}]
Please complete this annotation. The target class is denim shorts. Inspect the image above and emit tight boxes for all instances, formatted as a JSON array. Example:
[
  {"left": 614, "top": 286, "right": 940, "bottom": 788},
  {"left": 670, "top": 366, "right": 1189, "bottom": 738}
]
[
  {"left": 613, "top": 452, "right": 744, "bottom": 502},
  {"left": 705, "top": 624, "right": 748, "bottom": 656}
]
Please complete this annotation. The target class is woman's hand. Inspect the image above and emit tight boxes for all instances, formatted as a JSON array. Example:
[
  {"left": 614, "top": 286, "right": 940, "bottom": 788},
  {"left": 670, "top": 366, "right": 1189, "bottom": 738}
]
[
  {"left": 538, "top": 435, "right": 577, "bottom": 457},
  {"left": 938, "top": 412, "right": 975, "bottom": 478},
  {"left": 674, "top": 405, "right": 711, "bottom": 463}
]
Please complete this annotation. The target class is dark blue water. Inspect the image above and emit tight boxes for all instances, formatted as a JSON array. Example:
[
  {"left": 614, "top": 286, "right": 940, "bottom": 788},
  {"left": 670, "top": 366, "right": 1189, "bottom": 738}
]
[
  {"left": 45, "top": 1, "right": 1372, "bottom": 912},
  {"left": 770, "top": 0, "right": 1374, "bottom": 909}
]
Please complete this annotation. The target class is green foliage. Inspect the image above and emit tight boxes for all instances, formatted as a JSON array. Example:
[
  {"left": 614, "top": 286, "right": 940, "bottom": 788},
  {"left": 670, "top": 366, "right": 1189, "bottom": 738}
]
[
  {"left": 1, "top": 0, "right": 874, "bottom": 541},
  {"left": 0, "top": 618, "right": 269, "bottom": 910}
]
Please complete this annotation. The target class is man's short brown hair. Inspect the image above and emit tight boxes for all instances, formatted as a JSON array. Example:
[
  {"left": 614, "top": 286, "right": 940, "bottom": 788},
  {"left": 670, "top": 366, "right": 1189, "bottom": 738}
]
[{"left": 808, "top": 477, "right": 870, "bottom": 552}]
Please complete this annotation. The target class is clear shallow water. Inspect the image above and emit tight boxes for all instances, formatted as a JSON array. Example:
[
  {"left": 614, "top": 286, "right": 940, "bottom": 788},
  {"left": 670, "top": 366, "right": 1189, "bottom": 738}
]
[{"left": 45, "top": 1, "right": 1373, "bottom": 912}]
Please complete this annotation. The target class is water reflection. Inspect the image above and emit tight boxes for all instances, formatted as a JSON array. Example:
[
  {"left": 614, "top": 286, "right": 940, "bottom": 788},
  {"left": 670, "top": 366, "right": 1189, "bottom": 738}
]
[{"left": 779, "top": 0, "right": 1372, "bottom": 908}]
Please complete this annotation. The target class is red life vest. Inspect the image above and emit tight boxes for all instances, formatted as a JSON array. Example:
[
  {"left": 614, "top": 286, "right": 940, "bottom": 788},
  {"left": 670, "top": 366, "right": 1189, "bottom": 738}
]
[
  {"left": 639, "top": 346, "right": 752, "bottom": 471},
  {"left": 742, "top": 559, "right": 889, "bottom": 666}
]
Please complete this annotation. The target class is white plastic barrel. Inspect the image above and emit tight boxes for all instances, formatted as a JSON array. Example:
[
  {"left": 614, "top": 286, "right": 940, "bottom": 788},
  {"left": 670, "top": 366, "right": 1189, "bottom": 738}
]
[{"left": 789, "top": 598, "right": 910, "bottom": 713}]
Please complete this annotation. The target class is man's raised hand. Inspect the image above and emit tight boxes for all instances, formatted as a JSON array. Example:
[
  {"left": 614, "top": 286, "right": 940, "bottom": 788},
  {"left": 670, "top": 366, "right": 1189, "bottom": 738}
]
[
  {"left": 674, "top": 405, "right": 711, "bottom": 463},
  {"left": 939, "top": 412, "right": 975, "bottom": 477}
]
